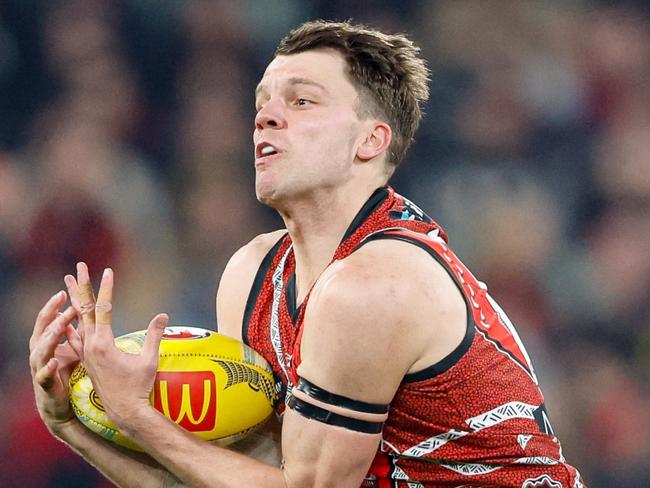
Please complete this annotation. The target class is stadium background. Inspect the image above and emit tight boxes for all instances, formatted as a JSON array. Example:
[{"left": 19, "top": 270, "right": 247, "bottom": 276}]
[{"left": 0, "top": 1, "right": 648, "bottom": 486}]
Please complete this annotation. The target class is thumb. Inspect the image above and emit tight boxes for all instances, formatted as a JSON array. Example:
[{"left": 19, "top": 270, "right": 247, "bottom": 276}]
[{"left": 143, "top": 313, "right": 169, "bottom": 360}]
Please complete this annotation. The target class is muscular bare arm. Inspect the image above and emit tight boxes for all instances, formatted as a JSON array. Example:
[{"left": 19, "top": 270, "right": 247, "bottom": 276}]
[
  {"left": 280, "top": 239, "right": 467, "bottom": 486},
  {"left": 29, "top": 232, "right": 285, "bottom": 487},
  {"left": 32, "top": 234, "right": 465, "bottom": 488},
  {"left": 112, "top": 238, "right": 466, "bottom": 488},
  {"left": 140, "top": 238, "right": 464, "bottom": 487},
  {"left": 216, "top": 230, "right": 287, "bottom": 341},
  {"left": 215, "top": 230, "right": 287, "bottom": 465}
]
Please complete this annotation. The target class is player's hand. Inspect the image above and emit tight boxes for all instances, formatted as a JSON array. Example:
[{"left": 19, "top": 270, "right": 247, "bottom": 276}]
[
  {"left": 65, "top": 262, "right": 169, "bottom": 429},
  {"left": 29, "top": 290, "right": 83, "bottom": 435}
]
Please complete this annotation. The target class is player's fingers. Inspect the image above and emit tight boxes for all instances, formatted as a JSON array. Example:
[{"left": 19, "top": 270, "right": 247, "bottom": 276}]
[
  {"left": 64, "top": 274, "right": 85, "bottom": 342},
  {"left": 95, "top": 268, "right": 113, "bottom": 328},
  {"left": 29, "top": 307, "right": 77, "bottom": 372},
  {"left": 64, "top": 274, "right": 81, "bottom": 312},
  {"left": 32, "top": 290, "right": 66, "bottom": 342},
  {"left": 143, "top": 314, "right": 169, "bottom": 365},
  {"left": 65, "top": 323, "right": 84, "bottom": 359},
  {"left": 76, "top": 262, "right": 96, "bottom": 334},
  {"left": 34, "top": 357, "right": 58, "bottom": 391}
]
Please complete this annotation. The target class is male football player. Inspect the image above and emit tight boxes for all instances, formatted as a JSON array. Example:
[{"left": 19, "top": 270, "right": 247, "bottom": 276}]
[{"left": 30, "top": 20, "right": 586, "bottom": 487}]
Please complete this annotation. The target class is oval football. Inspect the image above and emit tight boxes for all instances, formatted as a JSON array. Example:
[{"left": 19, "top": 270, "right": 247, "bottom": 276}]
[{"left": 69, "top": 326, "right": 278, "bottom": 451}]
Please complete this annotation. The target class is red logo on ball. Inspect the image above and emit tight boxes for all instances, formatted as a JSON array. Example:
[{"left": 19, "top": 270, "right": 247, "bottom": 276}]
[
  {"left": 152, "top": 371, "right": 217, "bottom": 431},
  {"left": 162, "top": 327, "right": 211, "bottom": 340}
]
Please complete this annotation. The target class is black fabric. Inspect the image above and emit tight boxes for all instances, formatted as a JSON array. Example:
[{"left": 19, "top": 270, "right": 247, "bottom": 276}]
[
  {"left": 241, "top": 233, "right": 287, "bottom": 346},
  {"left": 286, "top": 394, "right": 384, "bottom": 434},
  {"left": 340, "top": 187, "right": 389, "bottom": 243},
  {"left": 296, "top": 378, "right": 389, "bottom": 414},
  {"left": 285, "top": 187, "right": 389, "bottom": 325}
]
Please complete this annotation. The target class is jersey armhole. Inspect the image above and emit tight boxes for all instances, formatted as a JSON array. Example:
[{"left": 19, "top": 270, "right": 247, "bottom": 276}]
[
  {"left": 358, "top": 230, "right": 475, "bottom": 382},
  {"left": 241, "top": 234, "right": 287, "bottom": 346}
]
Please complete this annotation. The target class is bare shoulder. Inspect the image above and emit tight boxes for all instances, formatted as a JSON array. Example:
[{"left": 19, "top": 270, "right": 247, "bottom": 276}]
[
  {"left": 298, "top": 237, "right": 467, "bottom": 402},
  {"left": 216, "top": 229, "right": 287, "bottom": 341}
]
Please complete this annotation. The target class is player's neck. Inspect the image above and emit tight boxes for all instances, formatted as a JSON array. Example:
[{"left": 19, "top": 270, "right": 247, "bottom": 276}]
[{"left": 280, "top": 181, "right": 379, "bottom": 304}]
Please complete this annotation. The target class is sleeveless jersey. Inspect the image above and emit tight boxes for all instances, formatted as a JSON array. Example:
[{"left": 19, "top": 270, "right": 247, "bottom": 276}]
[{"left": 241, "top": 186, "right": 586, "bottom": 488}]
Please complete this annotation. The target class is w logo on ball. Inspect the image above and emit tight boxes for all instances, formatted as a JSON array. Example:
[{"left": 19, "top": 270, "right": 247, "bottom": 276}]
[{"left": 152, "top": 371, "right": 217, "bottom": 431}]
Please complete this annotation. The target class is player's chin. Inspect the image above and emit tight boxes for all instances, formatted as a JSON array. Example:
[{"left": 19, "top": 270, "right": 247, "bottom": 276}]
[{"left": 255, "top": 178, "right": 280, "bottom": 207}]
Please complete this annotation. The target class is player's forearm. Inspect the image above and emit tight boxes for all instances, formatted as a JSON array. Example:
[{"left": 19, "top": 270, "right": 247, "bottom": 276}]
[
  {"left": 118, "top": 407, "right": 288, "bottom": 488},
  {"left": 54, "top": 419, "right": 169, "bottom": 488}
]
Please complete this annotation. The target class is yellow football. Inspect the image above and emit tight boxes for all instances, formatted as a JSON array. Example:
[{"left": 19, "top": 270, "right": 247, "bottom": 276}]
[{"left": 69, "top": 326, "right": 278, "bottom": 451}]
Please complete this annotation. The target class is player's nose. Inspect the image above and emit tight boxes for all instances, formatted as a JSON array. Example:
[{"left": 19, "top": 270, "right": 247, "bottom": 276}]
[{"left": 255, "top": 99, "right": 287, "bottom": 130}]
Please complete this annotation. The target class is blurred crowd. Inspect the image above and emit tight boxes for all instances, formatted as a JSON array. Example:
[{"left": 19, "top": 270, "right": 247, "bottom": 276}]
[{"left": 0, "top": 1, "right": 648, "bottom": 486}]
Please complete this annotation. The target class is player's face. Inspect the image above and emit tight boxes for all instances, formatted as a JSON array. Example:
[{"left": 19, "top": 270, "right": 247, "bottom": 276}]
[{"left": 253, "top": 49, "right": 365, "bottom": 207}]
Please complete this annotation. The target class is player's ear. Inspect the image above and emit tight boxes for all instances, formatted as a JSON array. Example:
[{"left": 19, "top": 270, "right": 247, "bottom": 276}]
[{"left": 356, "top": 121, "right": 392, "bottom": 161}]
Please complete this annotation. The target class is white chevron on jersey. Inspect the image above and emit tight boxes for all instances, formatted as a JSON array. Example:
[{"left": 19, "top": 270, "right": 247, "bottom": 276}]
[
  {"left": 521, "top": 475, "right": 563, "bottom": 488},
  {"left": 439, "top": 461, "right": 501, "bottom": 476},
  {"left": 440, "top": 456, "right": 558, "bottom": 478},
  {"left": 401, "top": 429, "right": 468, "bottom": 457},
  {"left": 518, "top": 434, "right": 533, "bottom": 450},
  {"left": 391, "top": 465, "right": 424, "bottom": 488},
  {"left": 485, "top": 294, "right": 539, "bottom": 384},
  {"left": 514, "top": 457, "right": 559, "bottom": 465},
  {"left": 269, "top": 245, "right": 292, "bottom": 385},
  {"left": 400, "top": 401, "right": 541, "bottom": 460},
  {"left": 465, "top": 401, "right": 537, "bottom": 431},
  {"left": 426, "top": 456, "right": 559, "bottom": 479}
]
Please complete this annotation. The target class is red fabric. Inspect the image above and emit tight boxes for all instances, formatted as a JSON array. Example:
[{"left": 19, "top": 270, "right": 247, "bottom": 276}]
[{"left": 245, "top": 187, "right": 586, "bottom": 487}]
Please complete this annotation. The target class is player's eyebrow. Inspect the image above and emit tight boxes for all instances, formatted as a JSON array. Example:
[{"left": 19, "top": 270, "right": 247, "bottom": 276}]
[{"left": 255, "top": 77, "right": 329, "bottom": 99}]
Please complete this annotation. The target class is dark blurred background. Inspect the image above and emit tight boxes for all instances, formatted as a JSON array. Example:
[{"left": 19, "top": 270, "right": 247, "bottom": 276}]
[{"left": 0, "top": 1, "right": 648, "bottom": 486}]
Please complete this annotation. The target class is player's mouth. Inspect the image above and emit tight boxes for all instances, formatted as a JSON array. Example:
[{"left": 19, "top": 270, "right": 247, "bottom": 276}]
[{"left": 255, "top": 142, "right": 282, "bottom": 166}]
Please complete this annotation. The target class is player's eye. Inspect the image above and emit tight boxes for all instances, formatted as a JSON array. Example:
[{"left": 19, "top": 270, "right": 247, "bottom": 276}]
[{"left": 296, "top": 98, "right": 311, "bottom": 106}]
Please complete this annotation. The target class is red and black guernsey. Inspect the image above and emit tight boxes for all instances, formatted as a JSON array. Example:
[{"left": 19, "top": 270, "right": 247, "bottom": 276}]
[{"left": 239, "top": 186, "right": 586, "bottom": 487}]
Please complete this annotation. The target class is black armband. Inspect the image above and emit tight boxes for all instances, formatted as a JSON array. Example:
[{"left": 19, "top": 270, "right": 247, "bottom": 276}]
[
  {"left": 286, "top": 395, "right": 384, "bottom": 434},
  {"left": 285, "top": 378, "right": 389, "bottom": 434},
  {"left": 296, "top": 378, "right": 389, "bottom": 414}
]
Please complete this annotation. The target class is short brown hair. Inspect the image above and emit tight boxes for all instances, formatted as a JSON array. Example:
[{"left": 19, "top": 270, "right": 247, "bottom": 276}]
[{"left": 275, "top": 20, "right": 430, "bottom": 168}]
